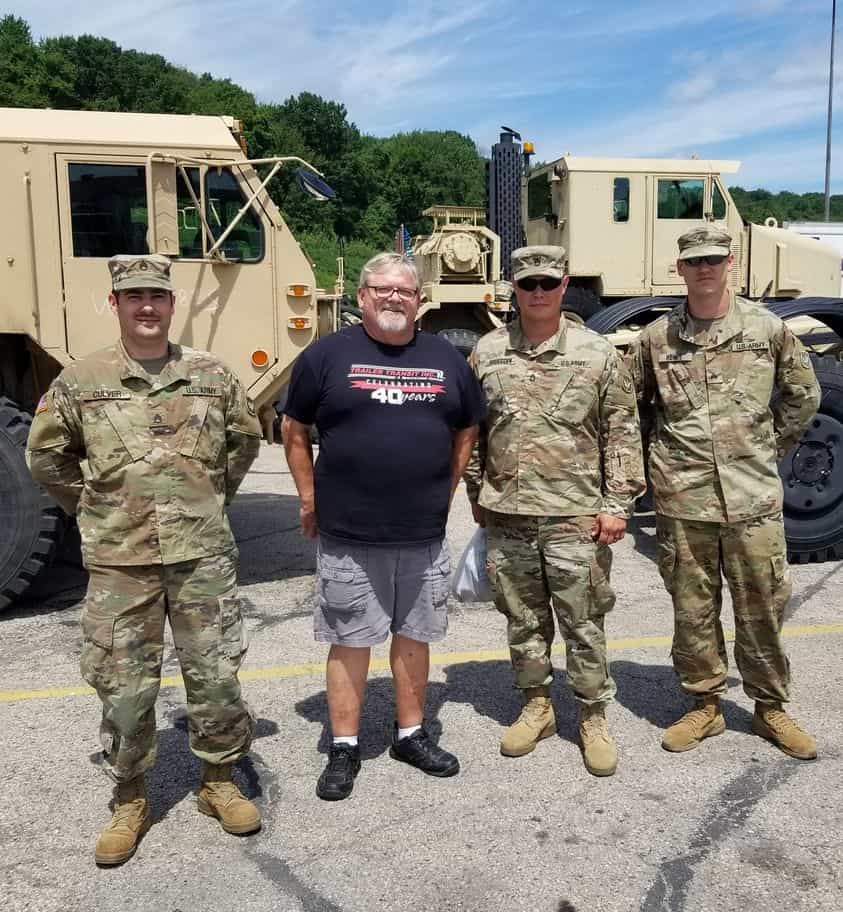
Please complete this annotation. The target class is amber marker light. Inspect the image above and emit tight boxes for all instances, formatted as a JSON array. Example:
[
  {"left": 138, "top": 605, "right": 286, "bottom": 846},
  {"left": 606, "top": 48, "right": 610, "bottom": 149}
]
[
  {"left": 484, "top": 292, "right": 493, "bottom": 302},
  {"left": 288, "top": 284, "right": 311, "bottom": 297},
  {"left": 523, "top": 141, "right": 535, "bottom": 154},
  {"left": 251, "top": 349, "right": 269, "bottom": 369},
  {"left": 288, "top": 317, "right": 311, "bottom": 330}
]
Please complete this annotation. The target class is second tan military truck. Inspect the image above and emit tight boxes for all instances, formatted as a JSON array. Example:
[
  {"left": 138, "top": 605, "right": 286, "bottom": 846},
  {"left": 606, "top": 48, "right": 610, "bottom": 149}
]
[
  {"left": 0, "top": 106, "right": 338, "bottom": 611},
  {"left": 523, "top": 154, "right": 841, "bottom": 317}
]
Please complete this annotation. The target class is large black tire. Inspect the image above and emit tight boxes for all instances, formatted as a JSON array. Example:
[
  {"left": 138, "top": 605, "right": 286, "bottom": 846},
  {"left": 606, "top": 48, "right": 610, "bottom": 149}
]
[
  {"left": 0, "top": 398, "right": 65, "bottom": 611},
  {"left": 562, "top": 286, "right": 602, "bottom": 322},
  {"left": 780, "top": 355, "right": 843, "bottom": 563},
  {"left": 586, "top": 296, "right": 682, "bottom": 335},
  {"left": 438, "top": 328, "right": 481, "bottom": 357}
]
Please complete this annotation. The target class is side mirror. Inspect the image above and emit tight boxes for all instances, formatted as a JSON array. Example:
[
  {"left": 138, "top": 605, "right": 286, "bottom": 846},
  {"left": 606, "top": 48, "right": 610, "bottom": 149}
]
[{"left": 295, "top": 168, "right": 337, "bottom": 202}]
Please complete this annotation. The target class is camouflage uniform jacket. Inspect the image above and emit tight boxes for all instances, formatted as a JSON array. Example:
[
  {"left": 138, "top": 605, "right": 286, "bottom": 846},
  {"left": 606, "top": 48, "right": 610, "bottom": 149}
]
[
  {"left": 464, "top": 317, "right": 645, "bottom": 517},
  {"left": 629, "top": 295, "right": 820, "bottom": 522},
  {"left": 26, "top": 341, "right": 261, "bottom": 566}
]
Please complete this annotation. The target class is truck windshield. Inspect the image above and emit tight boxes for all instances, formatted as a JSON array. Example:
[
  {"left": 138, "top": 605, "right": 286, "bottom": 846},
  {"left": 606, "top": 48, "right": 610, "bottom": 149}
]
[
  {"left": 206, "top": 169, "right": 263, "bottom": 262},
  {"left": 527, "top": 174, "right": 553, "bottom": 220}
]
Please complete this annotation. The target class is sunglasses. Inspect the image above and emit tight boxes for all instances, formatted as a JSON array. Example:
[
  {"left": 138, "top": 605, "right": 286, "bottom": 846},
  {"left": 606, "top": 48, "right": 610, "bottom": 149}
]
[
  {"left": 683, "top": 255, "right": 728, "bottom": 267},
  {"left": 516, "top": 276, "right": 563, "bottom": 292}
]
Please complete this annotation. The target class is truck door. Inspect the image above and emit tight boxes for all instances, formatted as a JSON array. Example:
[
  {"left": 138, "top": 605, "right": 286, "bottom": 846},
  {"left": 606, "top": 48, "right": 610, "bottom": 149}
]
[
  {"left": 650, "top": 175, "right": 706, "bottom": 287},
  {"left": 56, "top": 154, "right": 276, "bottom": 384}
]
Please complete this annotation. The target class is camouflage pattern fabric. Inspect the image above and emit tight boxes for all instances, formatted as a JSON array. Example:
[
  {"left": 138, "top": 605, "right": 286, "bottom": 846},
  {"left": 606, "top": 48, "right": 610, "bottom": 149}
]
[
  {"left": 486, "top": 513, "right": 617, "bottom": 704},
  {"left": 656, "top": 513, "right": 792, "bottom": 703},
  {"left": 629, "top": 295, "right": 820, "bottom": 522},
  {"left": 464, "top": 316, "right": 646, "bottom": 517},
  {"left": 26, "top": 341, "right": 261, "bottom": 566},
  {"left": 82, "top": 551, "right": 253, "bottom": 781}
]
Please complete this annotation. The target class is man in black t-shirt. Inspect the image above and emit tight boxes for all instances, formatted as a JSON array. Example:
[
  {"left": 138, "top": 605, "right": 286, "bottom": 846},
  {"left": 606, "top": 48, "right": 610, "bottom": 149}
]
[{"left": 283, "top": 252, "right": 485, "bottom": 801}]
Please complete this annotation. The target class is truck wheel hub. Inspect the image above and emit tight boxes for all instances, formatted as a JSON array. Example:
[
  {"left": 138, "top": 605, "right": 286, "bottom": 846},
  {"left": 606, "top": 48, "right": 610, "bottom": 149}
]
[{"left": 782, "top": 413, "right": 843, "bottom": 513}]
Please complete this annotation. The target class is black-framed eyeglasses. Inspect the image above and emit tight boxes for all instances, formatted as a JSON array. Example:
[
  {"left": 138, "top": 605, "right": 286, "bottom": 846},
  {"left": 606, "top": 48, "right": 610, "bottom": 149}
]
[
  {"left": 366, "top": 284, "right": 418, "bottom": 302},
  {"left": 683, "top": 255, "right": 728, "bottom": 267},
  {"left": 516, "top": 276, "right": 563, "bottom": 292}
]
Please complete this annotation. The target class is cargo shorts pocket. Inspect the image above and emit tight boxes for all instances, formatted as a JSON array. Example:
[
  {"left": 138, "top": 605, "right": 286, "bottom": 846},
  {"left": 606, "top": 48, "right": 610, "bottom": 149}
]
[
  {"left": 218, "top": 596, "right": 248, "bottom": 679},
  {"left": 317, "top": 549, "right": 369, "bottom": 616},
  {"left": 426, "top": 541, "right": 452, "bottom": 611}
]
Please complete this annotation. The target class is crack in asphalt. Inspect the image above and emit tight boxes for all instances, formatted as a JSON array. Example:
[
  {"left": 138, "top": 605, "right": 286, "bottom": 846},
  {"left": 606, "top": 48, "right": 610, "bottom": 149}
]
[{"left": 639, "top": 759, "right": 802, "bottom": 912}]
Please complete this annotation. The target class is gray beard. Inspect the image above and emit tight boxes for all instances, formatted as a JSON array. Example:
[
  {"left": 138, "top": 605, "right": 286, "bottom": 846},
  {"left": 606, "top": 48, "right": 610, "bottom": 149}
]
[{"left": 375, "top": 310, "right": 409, "bottom": 333}]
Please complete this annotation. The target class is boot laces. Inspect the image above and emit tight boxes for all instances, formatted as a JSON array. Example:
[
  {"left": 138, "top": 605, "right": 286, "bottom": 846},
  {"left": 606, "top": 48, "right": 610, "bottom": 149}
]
[
  {"left": 763, "top": 708, "right": 805, "bottom": 736},
  {"left": 581, "top": 710, "right": 609, "bottom": 741},
  {"left": 205, "top": 779, "right": 246, "bottom": 807},
  {"left": 110, "top": 798, "right": 145, "bottom": 829},
  {"left": 681, "top": 704, "right": 717, "bottom": 733}
]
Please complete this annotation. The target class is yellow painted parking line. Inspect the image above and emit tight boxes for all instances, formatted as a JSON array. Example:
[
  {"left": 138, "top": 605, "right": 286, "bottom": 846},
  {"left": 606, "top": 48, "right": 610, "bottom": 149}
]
[{"left": 2, "top": 622, "right": 843, "bottom": 704}]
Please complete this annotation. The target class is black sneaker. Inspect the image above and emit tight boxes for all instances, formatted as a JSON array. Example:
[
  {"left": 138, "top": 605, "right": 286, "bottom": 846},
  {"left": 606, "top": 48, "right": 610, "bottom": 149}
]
[
  {"left": 389, "top": 723, "right": 460, "bottom": 777},
  {"left": 316, "top": 743, "right": 361, "bottom": 801}
]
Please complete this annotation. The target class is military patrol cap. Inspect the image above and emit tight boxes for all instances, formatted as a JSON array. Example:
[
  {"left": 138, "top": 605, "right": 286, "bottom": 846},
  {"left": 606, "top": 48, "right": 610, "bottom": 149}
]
[
  {"left": 511, "top": 245, "right": 566, "bottom": 282},
  {"left": 108, "top": 254, "right": 173, "bottom": 292},
  {"left": 677, "top": 226, "right": 732, "bottom": 260}
]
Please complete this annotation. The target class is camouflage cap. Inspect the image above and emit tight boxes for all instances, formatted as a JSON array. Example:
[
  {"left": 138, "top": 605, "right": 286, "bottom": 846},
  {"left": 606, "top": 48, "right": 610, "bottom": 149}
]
[
  {"left": 512, "top": 245, "right": 566, "bottom": 282},
  {"left": 677, "top": 226, "right": 732, "bottom": 260},
  {"left": 108, "top": 254, "right": 173, "bottom": 292}
]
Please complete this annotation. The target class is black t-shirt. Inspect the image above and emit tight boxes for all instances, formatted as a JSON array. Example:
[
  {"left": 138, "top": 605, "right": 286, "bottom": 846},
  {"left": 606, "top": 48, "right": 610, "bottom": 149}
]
[{"left": 284, "top": 325, "right": 486, "bottom": 545}]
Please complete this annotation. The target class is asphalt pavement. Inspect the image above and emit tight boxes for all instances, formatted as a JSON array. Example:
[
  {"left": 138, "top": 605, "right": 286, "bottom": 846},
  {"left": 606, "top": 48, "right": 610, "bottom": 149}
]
[{"left": 2, "top": 443, "right": 842, "bottom": 912}]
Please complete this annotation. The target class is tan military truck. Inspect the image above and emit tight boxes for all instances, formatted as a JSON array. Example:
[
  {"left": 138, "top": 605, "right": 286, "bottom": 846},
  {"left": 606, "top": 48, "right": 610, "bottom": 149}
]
[
  {"left": 0, "top": 106, "right": 336, "bottom": 610},
  {"left": 412, "top": 205, "right": 512, "bottom": 354}
]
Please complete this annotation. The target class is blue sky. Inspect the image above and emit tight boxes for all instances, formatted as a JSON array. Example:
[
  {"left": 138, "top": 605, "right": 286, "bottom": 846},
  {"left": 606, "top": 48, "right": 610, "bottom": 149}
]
[{"left": 12, "top": 0, "right": 843, "bottom": 191}]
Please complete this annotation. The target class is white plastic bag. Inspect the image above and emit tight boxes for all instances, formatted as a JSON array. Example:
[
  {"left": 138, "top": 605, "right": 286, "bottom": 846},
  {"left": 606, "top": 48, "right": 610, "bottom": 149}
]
[{"left": 450, "top": 527, "right": 494, "bottom": 603}]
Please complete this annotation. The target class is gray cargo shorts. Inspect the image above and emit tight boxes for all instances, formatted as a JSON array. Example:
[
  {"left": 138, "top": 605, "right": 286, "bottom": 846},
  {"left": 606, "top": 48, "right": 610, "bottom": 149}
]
[{"left": 314, "top": 535, "right": 451, "bottom": 647}]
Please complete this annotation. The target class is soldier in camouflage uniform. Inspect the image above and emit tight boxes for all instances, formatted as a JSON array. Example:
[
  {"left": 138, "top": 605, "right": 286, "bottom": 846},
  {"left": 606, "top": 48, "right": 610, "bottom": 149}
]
[
  {"left": 629, "top": 226, "right": 820, "bottom": 760},
  {"left": 464, "top": 246, "right": 645, "bottom": 776},
  {"left": 26, "top": 255, "right": 263, "bottom": 865}
]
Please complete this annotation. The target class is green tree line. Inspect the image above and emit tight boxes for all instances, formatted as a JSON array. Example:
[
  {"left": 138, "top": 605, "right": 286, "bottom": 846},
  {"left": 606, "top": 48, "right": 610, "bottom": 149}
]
[{"left": 2, "top": 15, "right": 842, "bottom": 287}]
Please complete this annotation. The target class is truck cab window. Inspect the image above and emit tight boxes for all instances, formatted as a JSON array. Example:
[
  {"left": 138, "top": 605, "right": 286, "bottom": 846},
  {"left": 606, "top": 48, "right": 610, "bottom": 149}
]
[
  {"left": 613, "top": 178, "right": 630, "bottom": 222},
  {"left": 68, "top": 164, "right": 148, "bottom": 258},
  {"left": 657, "top": 179, "right": 704, "bottom": 219},
  {"left": 712, "top": 182, "right": 727, "bottom": 220},
  {"left": 527, "top": 174, "right": 553, "bottom": 220},
  {"left": 205, "top": 169, "right": 263, "bottom": 261}
]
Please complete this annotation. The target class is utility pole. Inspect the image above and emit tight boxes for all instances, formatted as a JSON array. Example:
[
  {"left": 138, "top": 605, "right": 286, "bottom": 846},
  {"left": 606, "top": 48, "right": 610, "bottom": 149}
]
[{"left": 825, "top": 0, "right": 837, "bottom": 221}]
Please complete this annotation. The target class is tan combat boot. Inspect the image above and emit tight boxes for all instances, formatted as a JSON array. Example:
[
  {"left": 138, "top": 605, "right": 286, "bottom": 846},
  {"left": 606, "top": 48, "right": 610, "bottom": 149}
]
[
  {"left": 752, "top": 703, "right": 817, "bottom": 760},
  {"left": 198, "top": 763, "right": 262, "bottom": 835},
  {"left": 500, "top": 687, "right": 557, "bottom": 757},
  {"left": 94, "top": 776, "right": 151, "bottom": 866},
  {"left": 579, "top": 704, "right": 618, "bottom": 777},
  {"left": 662, "top": 696, "right": 725, "bottom": 752}
]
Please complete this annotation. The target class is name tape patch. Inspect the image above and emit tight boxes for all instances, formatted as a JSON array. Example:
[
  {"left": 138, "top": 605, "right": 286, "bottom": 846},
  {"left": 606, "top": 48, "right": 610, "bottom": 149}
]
[
  {"left": 658, "top": 352, "right": 694, "bottom": 363},
  {"left": 81, "top": 389, "right": 132, "bottom": 401}
]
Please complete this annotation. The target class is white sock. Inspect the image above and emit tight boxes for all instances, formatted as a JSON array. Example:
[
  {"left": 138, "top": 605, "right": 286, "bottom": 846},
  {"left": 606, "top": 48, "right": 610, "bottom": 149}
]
[
  {"left": 333, "top": 735, "right": 358, "bottom": 746},
  {"left": 397, "top": 724, "right": 421, "bottom": 740}
]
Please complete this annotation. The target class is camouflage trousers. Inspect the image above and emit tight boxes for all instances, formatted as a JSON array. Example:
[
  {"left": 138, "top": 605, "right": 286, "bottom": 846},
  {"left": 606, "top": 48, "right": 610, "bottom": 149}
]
[
  {"left": 486, "top": 513, "right": 616, "bottom": 704},
  {"left": 656, "top": 513, "right": 792, "bottom": 703},
  {"left": 81, "top": 551, "right": 253, "bottom": 782}
]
